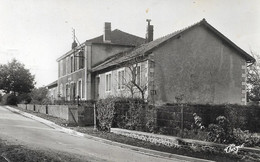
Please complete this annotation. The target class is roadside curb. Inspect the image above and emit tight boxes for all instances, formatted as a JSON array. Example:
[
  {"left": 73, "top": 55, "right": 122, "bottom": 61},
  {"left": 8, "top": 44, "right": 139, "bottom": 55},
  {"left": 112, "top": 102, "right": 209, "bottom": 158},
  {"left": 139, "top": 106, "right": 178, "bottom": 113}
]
[{"left": 5, "top": 106, "right": 213, "bottom": 162}]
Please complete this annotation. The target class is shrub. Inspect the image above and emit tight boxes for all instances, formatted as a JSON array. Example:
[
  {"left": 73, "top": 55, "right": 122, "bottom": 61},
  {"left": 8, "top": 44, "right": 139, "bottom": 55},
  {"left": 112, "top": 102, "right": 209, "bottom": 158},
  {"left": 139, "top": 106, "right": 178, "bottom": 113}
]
[
  {"left": 1, "top": 94, "right": 18, "bottom": 105},
  {"left": 146, "top": 119, "right": 157, "bottom": 133},
  {"left": 233, "top": 128, "right": 260, "bottom": 147},
  {"left": 112, "top": 98, "right": 145, "bottom": 130},
  {"left": 124, "top": 99, "right": 145, "bottom": 130},
  {"left": 207, "top": 116, "right": 234, "bottom": 144},
  {"left": 96, "top": 97, "right": 116, "bottom": 131},
  {"left": 96, "top": 97, "right": 147, "bottom": 131}
]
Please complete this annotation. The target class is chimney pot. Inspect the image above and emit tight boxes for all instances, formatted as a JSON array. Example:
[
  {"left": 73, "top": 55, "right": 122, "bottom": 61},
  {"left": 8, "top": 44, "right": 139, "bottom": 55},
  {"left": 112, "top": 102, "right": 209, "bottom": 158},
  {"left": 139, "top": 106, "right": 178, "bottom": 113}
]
[
  {"left": 72, "top": 40, "right": 77, "bottom": 49},
  {"left": 103, "top": 22, "right": 111, "bottom": 43}
]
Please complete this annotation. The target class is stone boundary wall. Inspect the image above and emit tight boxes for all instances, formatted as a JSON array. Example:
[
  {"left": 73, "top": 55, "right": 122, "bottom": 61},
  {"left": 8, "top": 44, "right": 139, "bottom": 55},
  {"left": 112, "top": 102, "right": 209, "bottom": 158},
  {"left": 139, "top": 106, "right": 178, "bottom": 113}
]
[
  {"left": 27, "top": 104, "right": 35, "bottom": 111},
  {"left": 17, "top": 104, "right": 79, "bottom": 124},
  {"left": 48, "top": 105, "right": 69, "bottom": 120},
  {"left": 35, "top": 105, "right": 47, "bottom": 114},
  {"left": 17, "top": 104, "right": 27, "bottom": 110}
]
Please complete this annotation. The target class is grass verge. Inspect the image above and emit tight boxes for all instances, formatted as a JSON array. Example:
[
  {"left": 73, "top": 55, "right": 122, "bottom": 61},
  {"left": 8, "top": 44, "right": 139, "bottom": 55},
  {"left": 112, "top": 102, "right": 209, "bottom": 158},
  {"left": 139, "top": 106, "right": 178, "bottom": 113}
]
[{"left": 0, "top": 138, "right": 87, "bottom": 162}]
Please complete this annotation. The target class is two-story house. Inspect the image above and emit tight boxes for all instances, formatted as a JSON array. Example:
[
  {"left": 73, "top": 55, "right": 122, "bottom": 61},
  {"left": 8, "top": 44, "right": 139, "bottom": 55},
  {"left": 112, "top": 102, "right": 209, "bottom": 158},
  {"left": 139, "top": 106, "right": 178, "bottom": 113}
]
[{"left": 56, "top": 23, "right": 145, "bottom": 101}]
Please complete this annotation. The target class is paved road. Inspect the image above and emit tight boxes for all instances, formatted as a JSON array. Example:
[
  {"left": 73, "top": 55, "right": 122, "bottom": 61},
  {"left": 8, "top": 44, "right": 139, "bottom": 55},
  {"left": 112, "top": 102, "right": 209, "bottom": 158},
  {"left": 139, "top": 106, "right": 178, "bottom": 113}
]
[{"left": 0, "top": 106, "right": 204, "bottom": 162}]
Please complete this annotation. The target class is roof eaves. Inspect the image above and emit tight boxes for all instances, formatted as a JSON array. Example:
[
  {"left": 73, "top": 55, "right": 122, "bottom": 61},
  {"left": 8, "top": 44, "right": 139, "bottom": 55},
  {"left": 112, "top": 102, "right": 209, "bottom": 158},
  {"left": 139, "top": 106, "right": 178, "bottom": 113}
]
[
  {"left": 90, "top": 42, "right": 136, "bottom": 47},
  {"left": 46, "top": 80, "right": 58, "bottom": 89}
]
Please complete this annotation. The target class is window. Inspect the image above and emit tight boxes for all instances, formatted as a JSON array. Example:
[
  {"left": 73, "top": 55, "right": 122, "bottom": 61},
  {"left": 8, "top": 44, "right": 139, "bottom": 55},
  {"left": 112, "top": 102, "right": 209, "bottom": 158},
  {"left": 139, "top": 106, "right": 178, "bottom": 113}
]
[
  {"left": 70, "top": 56, "right": 74, "bottom": 73},
  {"left": 59, "top": 84, "right": 63, "bottom": 97},
  {"left": 78, "top": 79, "right": 82, "bottom": 98},
  {"left": 60, "top": 60, "right": 63, "bottom": 76},
  {"left": 66, "top": 57, "right": 69, "bottom": 74},
  {"left": 74, "top": 56, "right": 76, "bottom": 71},
  {"left": 79, "top": 50, "right": 84, "bottom": 69},
  {"left": 58, "top": 61, "right": 61, "bottom": 77},
  {"left": 133, "top": 65, "right": 141, "bottom": 86},
  {"left": 105, "top": 73, "right": 112, "bottom": 92},
  {"left": 118, "top": 69, "right": 125, "bottom": 90},
  {"left": 62, "top": 59, "right": 66, "bottom": 76},
  {"left": 70, "top": 82, "right": 76, "bottom": 100}
]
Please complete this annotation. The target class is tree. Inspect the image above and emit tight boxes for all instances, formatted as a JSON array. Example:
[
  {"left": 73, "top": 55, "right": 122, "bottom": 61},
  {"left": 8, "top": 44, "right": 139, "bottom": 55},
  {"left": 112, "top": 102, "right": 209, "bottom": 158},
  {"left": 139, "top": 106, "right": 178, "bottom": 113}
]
[
  {"left": 247, "top": 52, "right": 260, "bottom": 102},
  {"left": 30, "top": 87, "right": 50, "bottom": 104},
  {"left": 118, "top": 62, "right": 148, "bottom": 101},
  {"left": 0, "top": 59, "right": 35, "bottom": 95}
]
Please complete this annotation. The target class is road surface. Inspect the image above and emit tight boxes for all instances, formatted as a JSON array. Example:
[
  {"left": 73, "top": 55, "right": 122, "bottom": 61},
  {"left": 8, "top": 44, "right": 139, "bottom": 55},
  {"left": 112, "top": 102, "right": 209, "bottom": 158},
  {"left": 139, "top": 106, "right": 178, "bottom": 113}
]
[{"left": 0, "top": 105, "right": 203, "bottom": 162}]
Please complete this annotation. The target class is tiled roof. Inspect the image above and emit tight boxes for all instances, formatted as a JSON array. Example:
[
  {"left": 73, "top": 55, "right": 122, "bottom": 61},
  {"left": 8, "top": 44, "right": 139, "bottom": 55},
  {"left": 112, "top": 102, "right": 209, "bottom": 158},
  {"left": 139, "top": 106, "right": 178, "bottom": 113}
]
[
  {"left": 86, "top": 29, "right": 145, "bottom": 46},
  {"left": 92, "top": 20, "right": 202, "bottom": 72},
  {"left": 92, "top": 19, "right": 255, "bottom": 72},
  {"left": 57, "top": 29, "right": 145, "bottom": 61}
]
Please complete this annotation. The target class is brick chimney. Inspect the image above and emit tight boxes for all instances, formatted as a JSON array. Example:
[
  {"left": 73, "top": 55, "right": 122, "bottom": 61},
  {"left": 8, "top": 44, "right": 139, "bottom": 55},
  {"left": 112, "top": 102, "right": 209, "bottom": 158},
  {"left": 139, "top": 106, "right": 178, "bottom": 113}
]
[
  {"left": 103, "top": 22, "right": 111, "bottom": 43},
  {"left": 146, "top": 19, "right": 153, "bottom": 43}
]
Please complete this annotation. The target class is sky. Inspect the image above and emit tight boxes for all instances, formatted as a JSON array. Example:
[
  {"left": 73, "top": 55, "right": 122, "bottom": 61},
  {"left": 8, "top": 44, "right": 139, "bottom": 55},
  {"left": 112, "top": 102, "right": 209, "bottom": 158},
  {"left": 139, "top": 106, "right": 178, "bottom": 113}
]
[{"left": 0, "top": 0, "right": 259, "bottom": 87}]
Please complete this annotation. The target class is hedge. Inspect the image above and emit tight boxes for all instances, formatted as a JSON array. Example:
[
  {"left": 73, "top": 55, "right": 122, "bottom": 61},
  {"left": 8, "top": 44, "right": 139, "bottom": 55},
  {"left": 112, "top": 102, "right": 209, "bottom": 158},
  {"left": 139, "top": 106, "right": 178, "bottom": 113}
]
[
  {"left": 96, "top": 97, "right": 150, "bottom": 131},
  {"left": 156, "top": 104, "right": 260, "bottom": 134},
  {"left": 97, "top": 101, "right": 260, "bottom": 134}
]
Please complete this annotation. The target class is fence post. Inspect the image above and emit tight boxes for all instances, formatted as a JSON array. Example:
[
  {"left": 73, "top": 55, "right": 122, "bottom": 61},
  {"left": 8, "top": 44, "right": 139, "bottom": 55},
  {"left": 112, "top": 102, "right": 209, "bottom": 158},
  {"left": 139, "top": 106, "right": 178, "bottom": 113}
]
[
  {"left": 46, "top": 105, "right": 48, "bottom": 114},
  {"left": 93, "top": 102, "right": 97, "bottom": 131},
  {"left": 181, "top": 104, "right": 184, "bottom": 138}
]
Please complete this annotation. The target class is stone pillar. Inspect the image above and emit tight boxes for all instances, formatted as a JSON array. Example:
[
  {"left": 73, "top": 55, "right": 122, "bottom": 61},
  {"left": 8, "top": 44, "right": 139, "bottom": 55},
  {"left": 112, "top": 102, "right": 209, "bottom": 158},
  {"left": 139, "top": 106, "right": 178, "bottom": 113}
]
[{"left": 241, "top": 63, "right": 247, "bottom": 105}]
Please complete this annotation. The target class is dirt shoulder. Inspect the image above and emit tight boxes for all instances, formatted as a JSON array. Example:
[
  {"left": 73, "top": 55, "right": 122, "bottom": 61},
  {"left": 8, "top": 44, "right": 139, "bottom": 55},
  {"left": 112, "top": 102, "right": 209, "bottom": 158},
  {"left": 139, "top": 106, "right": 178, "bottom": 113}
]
[{"left": 0, "top": 137, "right": 89, "bottom": 162}]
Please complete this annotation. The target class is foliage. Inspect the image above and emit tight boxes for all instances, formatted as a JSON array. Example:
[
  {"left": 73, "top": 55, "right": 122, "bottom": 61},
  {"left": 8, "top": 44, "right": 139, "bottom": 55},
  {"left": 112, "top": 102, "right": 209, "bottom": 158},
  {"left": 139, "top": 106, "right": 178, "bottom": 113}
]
[
  {"left": 232, "top": 128, "right": 260, "bottom": 147},
  {"left": 145, "top": 119, "right": 157, "bottom": 133},
  {"left": 29, "top": 87, "right": 51, "bottom": 104},
  {"left": 247, "top": 52, "right": 260, "bottom": 102},
  {"left": 191, "top": 113, "right": 205, "bottom": 130},
  {"left": 182, "top": 129, "right": 208, "bottom": 141},
  {"left": 0, "top": 59, "right": 35, "bottom": 94},
  {"left": 124, "top": 99, "right": 145, "bottom": 130},
  {"left": 1, "top": 93, "right": 18, "bottom": 105},
  {"left": 96, "top": 98, "right": 260, "bottom": 147},
  {"left": 162, "top": 104, "right": 260, "bottom": 133},
  {"left": 207, "top": 116, "right": 234, "bottom": 144},
  {"left": 17, "top": 93, "right": 32, "bottom": 104},
  {"left": 96, "top": 97, "right": 116, "bottom": 131},
  {"left": 112, "top": 98, "right": 145, "bottom": 130},
  {"left": 95, "top": 97, "right": 149, "bottom": 132}
]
